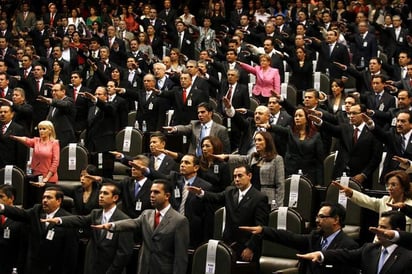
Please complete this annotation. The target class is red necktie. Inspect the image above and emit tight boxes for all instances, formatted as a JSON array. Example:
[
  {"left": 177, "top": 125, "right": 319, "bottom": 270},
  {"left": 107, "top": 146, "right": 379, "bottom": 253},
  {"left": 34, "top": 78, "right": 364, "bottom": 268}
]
[
  {"left": 154, "top": 211, "right": 161, "bottom": 229},
  {"left": 353, "top": 127, "right": 359, "bottom": 144},
  {"left": 226, "top": 85, "right": 233, "bottom": 101},
  {"left": 50, "top": 13, "right": 54, "bottom": 26},
  {"left": 36, "top": 80, "right": 40, "bottom": 92},
  {"left": 73, "top": 88, "right": 77, "bottom": 102},
  {"left": 182, "top": 88, "right": 187, "bottom": 104},
  {"left": 24, "top": 69, "right": 28, "bottom": 78},
  {"left": 1, "top": 215, "right": 5, "bottom": 225},
  {"left": 0, "top": 88, "right": 4, "bottom": 98}
]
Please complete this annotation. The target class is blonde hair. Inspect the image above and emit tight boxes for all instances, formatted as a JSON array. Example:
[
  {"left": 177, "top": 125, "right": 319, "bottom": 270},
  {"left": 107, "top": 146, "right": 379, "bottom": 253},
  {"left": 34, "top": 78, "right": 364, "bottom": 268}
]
[
  {"left": 38, "top": 120, "right": 57, "bottom": 140},
  {"left": 259, "top": 54, "right": 271, "bottom": 62}
]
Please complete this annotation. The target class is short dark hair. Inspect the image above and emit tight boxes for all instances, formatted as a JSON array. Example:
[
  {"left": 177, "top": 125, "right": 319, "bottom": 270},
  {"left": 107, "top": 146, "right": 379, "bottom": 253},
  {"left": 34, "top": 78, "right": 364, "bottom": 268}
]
[
  {"left": 234, "top": 164, "right": 252, "bottom": 174},
  {"left": 381, "top": 210, "right": 406, "bottom": 231},
  {"left": 397, "top": 110, "right": 412, "bottom": 123},
  {"left": 198, "top": 101, "right": 214, "bottom": 112},
  {"left": 0, "top": 184, "right": 16, "bottom": 199},
  {"left": 320, "top": 202, "right": 346, "bottom": 228},
  {"left": 184, "top": 154, "right": 200, "bottom": 166},
  {"left": 152, "top": 179, "right": 173, "bottom": 194},
  {"left": 102, "top": 182, "right": 121, "bottom": 197},
  {"left": 45, "top": 186, "right": 64, "bottom": 202},
  {"left": 150, "top": 131, "right": 167, "bottom": 143}
]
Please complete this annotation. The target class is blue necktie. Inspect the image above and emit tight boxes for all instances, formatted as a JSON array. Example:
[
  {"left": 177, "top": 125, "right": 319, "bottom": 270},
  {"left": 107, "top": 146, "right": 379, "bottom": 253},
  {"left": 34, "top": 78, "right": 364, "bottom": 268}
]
[
  {"left": 134, "top": 181, "right": 141, "bottom": 197},
  {"left": 321, "top": 238, "right": 328, "bottom": 251},
  {"left": 196, "top": 125, "right": 206, "bottom": 157},
  {"left": 377, "top": 248, "right": 388, "bottom": 274}
]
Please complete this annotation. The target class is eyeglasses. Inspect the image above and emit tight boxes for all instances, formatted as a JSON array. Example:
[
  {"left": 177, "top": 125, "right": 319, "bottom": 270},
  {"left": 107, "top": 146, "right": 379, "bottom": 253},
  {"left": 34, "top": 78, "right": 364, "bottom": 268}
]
[{"left": 316, "top": 214, "right": 332, "bottom": 219}]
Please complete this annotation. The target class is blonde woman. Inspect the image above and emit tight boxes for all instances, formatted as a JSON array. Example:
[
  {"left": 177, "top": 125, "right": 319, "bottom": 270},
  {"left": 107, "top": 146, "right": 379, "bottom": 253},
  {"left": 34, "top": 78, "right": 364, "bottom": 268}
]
[{"left": 11, "top": 120, "right": 60, "bottom": 184}]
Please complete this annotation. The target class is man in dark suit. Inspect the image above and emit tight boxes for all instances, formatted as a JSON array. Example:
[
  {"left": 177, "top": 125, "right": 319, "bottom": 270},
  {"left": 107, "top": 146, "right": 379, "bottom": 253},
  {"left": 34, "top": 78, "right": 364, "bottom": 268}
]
[
  {"left": 42, "top": 182, "right": 134, "bottom": 274},
  {"left": 311, "top": 104, "right": 382, "bottom": 188},
  {"left": 0, "top": 72, "right": 13, "bottom": 100},
  {"left": 174, "top": 21, "right": 195, "bottom": 60},
  {"left": 230, "top": 0, "right": 248, "bottom": 30},
  {"left": 147, "top": 132, "right": 178, "bottom": 174},
  {"left": 210, "top": 49, "right": 249, "bottom": 86},
  {"left": 0, "top": 37, "right": 17, "bottom": 73},
  {"left": 103, "top": 26, "right": 127, "bottom": 67},
  {"left": 41, "top": 83, "right": 76, "bottom": 148},
  {"left": 141, "top": 154, "right": 212, "bottom": 248},
  {"left": 0, "top": 185, "right": 27, "bottom": 274},
  {"left": 24, "top": 64, "right": 52, "bottom": 133},
  {"left": 158, "top": 0, "right": 177, "bottom": 39},
  {"left": 158, "top": 72, "right": 209, "bottom": 125},
  {"left": 29, "top": 20, "right": 48, "bottom": 50},
  {"left": 349, "top": 21, "right": 377, "bottom": 69},
  {"left": 240, "top": 202, "right": 359, "bottom": 274},
  {"left": 166, "top": 102, "right": 230, "bottom": 155},
  {"left": 93, "top": 179, "right": 190, "bottom": 274},
  {"left": 365, "top": 75, "right": 396, "bottom": 128},
  {"left": 119, "top": 155, "right": 153, "bottom": 219},
  {"left": 0, "top": 104, "right": 27, "bottom": 170},
  {"left": 310, "top": 30, "right": 350, "bottom": 80},
  {"left": 188, "top": 164, "right": 269, "bottom": 264},
  {"left": 43, "top": 3, "right": 60, "bottom": 28},
  {"left": 68, "top": 71, "right": 91, "bottom": 134},
  {"left": 48, "top": 45, "right": 72, "bottom": 76},
  {"left": 142, "top": 8, "right": 165, "bottom": 34},
  {"left": 0, "top": 186, "right": 78, "bottom": 274},
  {"left": 106, "top": 80, "right": 128, "bottom": 132},
  {"left": 297, "top": 210, "right": 412, "bottom": 274},
  {"left": 83, "top": 87, "right": 117, "bottom": 178},
  {"left": 136, "top": 74, "right": 169, "bottom": 132},
  {"left": 363, "top": 110, "right": 412, "bottom": 183},
  {"left": 382, "top": 15, "right": 410, "bottom": 65},
  {"left": 267, "top": 96, "right": 292, "bottom": 157}
]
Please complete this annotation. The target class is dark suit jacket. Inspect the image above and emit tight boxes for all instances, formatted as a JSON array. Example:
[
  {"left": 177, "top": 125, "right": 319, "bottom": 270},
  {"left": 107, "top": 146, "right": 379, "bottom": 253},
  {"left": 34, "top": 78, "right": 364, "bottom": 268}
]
[
  {"left": 68, "top": 85, "right": 91, "bottom": 132},
  {"left": 0, "top": 214, "right": 27, "bottom": 274},
  {"left": 12, "top": 102, "right": 33, "bottom": 135},
  {"left": 350, "top": 31, "right": 377, "bottom": 68},
  {"left": 148, "top": 154, "right": 178, "bottom": 175},
  {"left": 161, "top": 86, "right": 209, "bottom": 125},
  {"left": 211, "top": 61, "right": 249, "bottom": 86},
  {"left": 120, "top": 177, "right": 153, "bottom": 219},
  {"left": 24, "top": 78, "right": 52, "bottom": 128},
  {"left": 60, "top": 208, "right": 134, "bottom": 274},
  {"left": 172, "top": 31, "right": 195, "bottom": 60},
  {"left": 47, "top": 96, "right": 76, "bottom": 148},
  {"left": 113, "top": 207, "right": 189, "bottom": 274},
  {"left": 136, "top": 90, "right": 168, "bottom": 132},
  {"left": 0, "top": 121, "right": 28, "bottom": 170},
  {"left": 323, "top": 243, "right": 412, "bottom": 274},
  {"left": 370, "top": 125, "right": 412, "bottom": 182},
  {"left": 319, "top": 122, "right": 382, "bottom": 188},
  {"left": 3, "top": 204, "right": 78, "bottom": 274},
  {"left": 262, "top": 228, "right": 359, "bottom": 274},
  {"left": 85, "top": 100, "right": 117, "bottom": 153},
  {"left": 109, "top": 94, "right": 128, "bottom": 132},
  {"left": 217, "top": 81, "right": 250, "bottom": 114},
  {"left": 311, "top": 41, "right": 350, "bottom": 80},
  {"left": 203, "top": 186, "right": 269, "bottom": 260},
  {"left": 71, "top": 184, "right": 100, "bottom": 216}
]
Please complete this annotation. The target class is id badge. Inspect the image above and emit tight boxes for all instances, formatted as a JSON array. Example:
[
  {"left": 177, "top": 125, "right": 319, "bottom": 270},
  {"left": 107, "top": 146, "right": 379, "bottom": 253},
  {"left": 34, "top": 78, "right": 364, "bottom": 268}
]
[
  {"left": 174, "top": 187, "right": 181, "bottom": 198},
  {"left": 106, "top": 231, "right": 113, "bottom": 240},
  {"left": 148, "top": 102, "right": 153, "bottom": 110},
  {"left": 213, "top": 164, "right": 219, "bottom": 174},
  {"left": 379, "top": 103, "right": 385, "bottom": 111},
  {"left": 363, "top": 41, "right": 367, "bottom": 47},
  {"left": 46, "top": 229, "right": 55, "bottom": 240},
  {"left": 187, "top": 99, "right": 192, "bottom": 106},
  {"left": 135, "top": 200, "right": 142, "bottom": 211},
  {"left": 3, "top": 227, "right": 10, "bottom": 239}
]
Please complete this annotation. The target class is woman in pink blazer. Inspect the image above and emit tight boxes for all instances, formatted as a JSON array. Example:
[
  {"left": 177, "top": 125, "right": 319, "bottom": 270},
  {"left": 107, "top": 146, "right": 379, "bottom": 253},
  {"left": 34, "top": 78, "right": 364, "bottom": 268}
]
[
  {"left": 238, "top": 54, "right": 281, "bottom": 104},
  {"left": 11, "top": 120, "right": 60, "bottom": 184}
]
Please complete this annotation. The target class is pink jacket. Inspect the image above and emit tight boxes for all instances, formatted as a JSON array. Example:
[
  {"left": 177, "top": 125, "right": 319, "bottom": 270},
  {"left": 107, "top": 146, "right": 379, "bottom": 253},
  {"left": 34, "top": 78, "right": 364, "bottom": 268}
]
[
  {"left": 239, "top": 62, "right": 281, "bottom": 97},
  {"left": 25, "top": 138, "right": 60, "bottom": 183}
]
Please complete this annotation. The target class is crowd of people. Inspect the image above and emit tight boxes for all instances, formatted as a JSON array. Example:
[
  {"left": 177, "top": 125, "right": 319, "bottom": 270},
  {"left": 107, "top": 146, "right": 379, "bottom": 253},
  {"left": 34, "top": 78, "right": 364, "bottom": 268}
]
[{"left": 0, "top": 0, "right": 412, "bottom": 273}]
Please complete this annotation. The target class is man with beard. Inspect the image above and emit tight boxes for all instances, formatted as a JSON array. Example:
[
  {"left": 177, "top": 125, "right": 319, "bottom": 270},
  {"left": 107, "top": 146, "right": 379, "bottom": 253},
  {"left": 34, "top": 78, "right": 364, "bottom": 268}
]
[{"left": 239, "top": 202, "right": 359, "bottom": 274}]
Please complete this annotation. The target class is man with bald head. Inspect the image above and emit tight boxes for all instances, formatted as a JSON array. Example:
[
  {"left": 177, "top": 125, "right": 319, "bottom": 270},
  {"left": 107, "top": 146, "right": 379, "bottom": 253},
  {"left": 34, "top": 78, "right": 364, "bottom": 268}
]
[{"left": 224, "top": 98, "right": 276, "bottom": 154}]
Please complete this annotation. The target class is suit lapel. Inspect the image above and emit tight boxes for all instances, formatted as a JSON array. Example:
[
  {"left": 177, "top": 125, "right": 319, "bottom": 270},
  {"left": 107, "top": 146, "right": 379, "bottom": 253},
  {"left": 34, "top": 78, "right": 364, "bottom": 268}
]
[{"left": 380, "top": 246, "right": 401, "bottom": 274}]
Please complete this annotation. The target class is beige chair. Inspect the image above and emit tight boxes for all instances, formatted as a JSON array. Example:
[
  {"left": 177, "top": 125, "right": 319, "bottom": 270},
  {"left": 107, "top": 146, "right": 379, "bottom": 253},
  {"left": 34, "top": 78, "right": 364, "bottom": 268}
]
[
  {"left": 213, "top": 112, "right": 224, "bottom": 125},
  {"left": 260, "top": 208, "right": 304, "bottom": 274},
  {"left": 127, "top": 111, "right": 137, "bottom": 127},
  {"left": 325, "top": 178, "right": 362, "bottom": 240},
  {"left": 115, "top": 127, "right": 143, "bottom": 157},
  {"left": 250, "top": 97, "right": 260, "bottom": 112},
  {"left": 323, "top": 151, "right": 337, "bottom": 186},
  {"left": 191, "top": 240, "right": 235, "bottom": 274},
  {"left": 0, "top": 166, "right": 25, "bottom": 205},
  {"left": 283, "top": 175, "right": 315, "bottom": 230}
]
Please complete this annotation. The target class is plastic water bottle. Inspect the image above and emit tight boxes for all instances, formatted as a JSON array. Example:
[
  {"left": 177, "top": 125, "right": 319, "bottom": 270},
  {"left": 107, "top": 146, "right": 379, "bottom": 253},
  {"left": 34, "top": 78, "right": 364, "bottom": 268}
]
[
  {"left": 26, "top": 161, "right": 32, "bottom": 175},
  {"left": 142, "top": 120, "right": 147, "bottom": 132},
  {"left": 12, "top": 268, "right": 18, "bottom": 274},
  {"left": 298, "top": 169, "right": 303, "bottom": 176},
  {"left": 360, "top": 57, "right": 365, "bottom": 68},
  {"left": 134, "top": 120, "right": 139, "bottom": 129}
]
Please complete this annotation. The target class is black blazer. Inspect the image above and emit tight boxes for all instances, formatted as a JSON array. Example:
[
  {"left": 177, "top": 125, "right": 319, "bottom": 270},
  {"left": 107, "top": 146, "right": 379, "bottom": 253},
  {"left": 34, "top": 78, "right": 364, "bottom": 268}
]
[
  {"left": 60, "top": 208, "right": 134, "bottom": 274},
  {"left": 0, "top": 121, "right": 28, "bottom": 170},
  {"left": 261, "top": 228, "right": 359, "bottom": 274},
  {"left": 3, "top": 204, "right": 78, "bottom": 274},
  {"left": 172, "top": 31, "right": 195, "bottom": 60},
  {"left": 46, "top": 96, "right": 76, "bottom": 148},
  {"left": 217, "top": 81, "right": 250, "bottom": 114},
  {"left": 120, "top": 177, "right": 153, "bottom": 219},
  {"left": 323, "top": 243, "right": 412, "bottom": 274},
  {"left": 203, "top": 186, "right": 269, "bottom": 260},
  {"left": 319, "top": 121, "right": 383, "bottom": 187},
  {"left": 136, "top": 90, "right": 169, "bottom": 132},
  {"left": 311, "top": 41, "right": 350, "bottom": 80}
]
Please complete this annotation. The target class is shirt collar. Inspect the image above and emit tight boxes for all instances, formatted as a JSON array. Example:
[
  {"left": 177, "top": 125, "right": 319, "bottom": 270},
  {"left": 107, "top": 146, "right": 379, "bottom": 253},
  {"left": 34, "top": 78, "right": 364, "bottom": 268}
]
[
  {"left": 239, "top": 184, "right": 252, "bottom": 197},
  {"left": 157, "top": 204, "right": 171, "bottom": 217}
]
